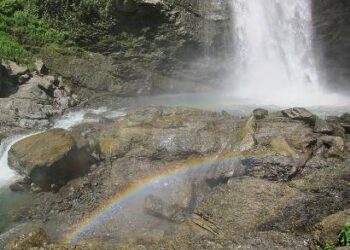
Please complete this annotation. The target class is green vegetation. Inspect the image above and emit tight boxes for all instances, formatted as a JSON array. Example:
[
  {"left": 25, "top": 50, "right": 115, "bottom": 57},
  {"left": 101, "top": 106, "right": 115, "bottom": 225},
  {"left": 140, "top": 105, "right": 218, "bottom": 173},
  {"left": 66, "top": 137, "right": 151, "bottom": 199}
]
[
  {"left": 316, "top": 244, "right": 335, "bottom": 250},
  {"left": 0, "top": 0, "right": 67, "bottom": 62},
  {"left": 339, "top": 223, "right": 350, "bottom": 246},
  {"left": 0, "top": 31, "right": 28, "bottom": 61},
  {"left": 0, "top": 0, "right": 150, "bottom": 62}
]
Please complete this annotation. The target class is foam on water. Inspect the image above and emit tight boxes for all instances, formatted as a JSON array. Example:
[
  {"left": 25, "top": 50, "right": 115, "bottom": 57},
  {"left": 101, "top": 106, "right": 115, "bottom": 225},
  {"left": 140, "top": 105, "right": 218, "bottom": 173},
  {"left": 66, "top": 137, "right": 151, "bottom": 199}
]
[{"left": 54, "top": 107, "right": 126, "bottom": 130}]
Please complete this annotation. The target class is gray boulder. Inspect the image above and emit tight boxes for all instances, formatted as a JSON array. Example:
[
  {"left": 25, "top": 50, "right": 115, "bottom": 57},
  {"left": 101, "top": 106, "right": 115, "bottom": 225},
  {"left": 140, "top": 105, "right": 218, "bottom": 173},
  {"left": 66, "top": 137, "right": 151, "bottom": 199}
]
[
  {"left": 253, "top": 108, "right": 269, "bottom": 120},
  {"left": 282, "top": 107, "right": 316, "bottom": 124}
]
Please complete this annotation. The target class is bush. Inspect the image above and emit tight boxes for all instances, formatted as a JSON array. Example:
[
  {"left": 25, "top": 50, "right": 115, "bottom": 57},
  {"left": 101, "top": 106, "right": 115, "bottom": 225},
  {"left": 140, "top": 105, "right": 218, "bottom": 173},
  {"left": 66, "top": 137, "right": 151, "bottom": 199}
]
[
  {"left": 0, "top": 31, "right": 28, "bottom": 61},
  {"left": 0, "top": 0, "right": 24, "bottom": 16},
  {"left": 0, "top": 1, "right": 67, "bottom": 61}
]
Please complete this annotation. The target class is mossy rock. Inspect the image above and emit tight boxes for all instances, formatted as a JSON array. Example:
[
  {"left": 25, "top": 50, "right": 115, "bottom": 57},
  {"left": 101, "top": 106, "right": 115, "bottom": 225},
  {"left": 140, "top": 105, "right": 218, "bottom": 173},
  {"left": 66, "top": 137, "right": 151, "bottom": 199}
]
[{"left": 8, "top": 128, "right": 93, "bottom": 189}]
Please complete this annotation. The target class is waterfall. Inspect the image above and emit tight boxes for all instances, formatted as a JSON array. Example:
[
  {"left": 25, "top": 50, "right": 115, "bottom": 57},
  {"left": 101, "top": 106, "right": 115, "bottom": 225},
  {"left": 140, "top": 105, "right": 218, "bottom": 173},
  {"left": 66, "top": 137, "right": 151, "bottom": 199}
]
[{"left": 228, "top": 0, "right": 347, "bottom": 106}]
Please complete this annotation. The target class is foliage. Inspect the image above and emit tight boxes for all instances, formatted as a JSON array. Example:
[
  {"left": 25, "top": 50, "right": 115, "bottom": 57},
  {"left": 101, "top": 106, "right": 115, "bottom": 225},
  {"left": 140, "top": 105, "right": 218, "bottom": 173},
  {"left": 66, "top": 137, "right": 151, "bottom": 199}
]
[
  {"left": 0, "top": 0, "right": 24, "bottom": 16},
  {"left": 0, "top": 0, "right": 67, "bottom": 62},
  {"left": 339, "top": 223, "right": 350, "bottom": 246},
  {"left": 0, "top": 31, "right": 28, "bottom": 61}
]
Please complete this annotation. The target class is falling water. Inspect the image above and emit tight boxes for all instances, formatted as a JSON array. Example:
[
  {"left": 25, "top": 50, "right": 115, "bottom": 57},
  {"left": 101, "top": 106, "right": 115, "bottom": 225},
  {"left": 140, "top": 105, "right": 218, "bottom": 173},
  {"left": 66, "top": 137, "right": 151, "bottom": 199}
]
[
  {"left": 229, "top": 0, "right": 348, "bottom": 106},
  {"left": 0, "top": 135, "right": 33, "bottom": 188}
]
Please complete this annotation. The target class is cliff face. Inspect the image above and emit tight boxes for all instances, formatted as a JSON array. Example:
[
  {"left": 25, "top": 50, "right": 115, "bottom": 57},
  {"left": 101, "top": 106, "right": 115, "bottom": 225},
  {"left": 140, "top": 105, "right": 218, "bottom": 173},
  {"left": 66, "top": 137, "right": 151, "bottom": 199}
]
[
  {"left": 39, "top": 0, "right": 232, "bottom": 97},
  {"left": 312, "top": 0, "right": 350, "bottom": 92}
]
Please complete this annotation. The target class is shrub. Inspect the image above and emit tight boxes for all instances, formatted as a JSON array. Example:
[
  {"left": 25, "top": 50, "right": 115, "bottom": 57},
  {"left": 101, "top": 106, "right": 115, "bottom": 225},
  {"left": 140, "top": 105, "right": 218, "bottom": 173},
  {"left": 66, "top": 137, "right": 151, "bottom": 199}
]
[
  {"left": 0, "top": 31, "right": 28, "bottom": 61},
  {"left": 0, "top": 0, "right": 24, "bottom": 16}
]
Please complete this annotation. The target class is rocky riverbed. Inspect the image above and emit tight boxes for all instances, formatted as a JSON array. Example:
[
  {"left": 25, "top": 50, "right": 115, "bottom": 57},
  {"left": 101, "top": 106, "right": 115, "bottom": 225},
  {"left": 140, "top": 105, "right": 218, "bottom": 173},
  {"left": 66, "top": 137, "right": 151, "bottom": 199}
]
[{"left": 0, "top": 88, "right": 349, "bottom": 249}]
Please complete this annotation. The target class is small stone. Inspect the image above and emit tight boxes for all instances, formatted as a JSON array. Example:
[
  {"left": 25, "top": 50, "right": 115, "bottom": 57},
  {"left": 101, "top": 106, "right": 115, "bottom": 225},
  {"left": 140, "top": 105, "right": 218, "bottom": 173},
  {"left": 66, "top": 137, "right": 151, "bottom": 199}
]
[
  {"left": 253, "top": 108, "right": 268, "bottom": 120},
  {"left": 18, "top": 74, "right": 31, "bottom": 84},
  {"left": 30, "top": 183, "right": 42, "bottom": 193},
  {"left": 34, "top": 59, "right": 48, "bottom": 75},
  {"left": 50, "top": 184, "right": 59, "bottom": 193},
  {"left": 53, "top": 89, "right": 67, "bottom": 99}
]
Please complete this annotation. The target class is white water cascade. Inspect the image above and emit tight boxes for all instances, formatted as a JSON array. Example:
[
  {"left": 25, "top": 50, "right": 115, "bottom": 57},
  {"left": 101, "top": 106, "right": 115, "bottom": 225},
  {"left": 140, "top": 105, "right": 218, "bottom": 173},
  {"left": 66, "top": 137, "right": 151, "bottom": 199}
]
[
  {"left": 229, "top": 0, "right": 348, "bottom": 106},
  {"left": 0, "top": 135, "right": 33, "bottom": 188}
]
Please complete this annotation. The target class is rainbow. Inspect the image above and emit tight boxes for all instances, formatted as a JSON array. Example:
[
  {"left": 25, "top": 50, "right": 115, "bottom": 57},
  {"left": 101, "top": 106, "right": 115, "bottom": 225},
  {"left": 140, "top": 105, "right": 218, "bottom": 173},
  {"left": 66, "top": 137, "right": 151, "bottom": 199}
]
[{"left": 63, "top": 150, "right": 271, "bottom": 243}]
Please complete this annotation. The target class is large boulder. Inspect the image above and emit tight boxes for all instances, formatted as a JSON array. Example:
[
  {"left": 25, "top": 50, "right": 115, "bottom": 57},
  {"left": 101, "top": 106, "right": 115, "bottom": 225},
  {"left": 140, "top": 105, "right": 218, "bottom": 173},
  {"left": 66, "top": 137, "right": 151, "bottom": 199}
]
[
  {"left": 8, "top": 129, "right": 93, "bottom": 190},
  {"left": 282, "top": 107, "right": 316, "bottom": 124},
  {"left": 98, "top": 107, "right": 239, "bottom": 161}
]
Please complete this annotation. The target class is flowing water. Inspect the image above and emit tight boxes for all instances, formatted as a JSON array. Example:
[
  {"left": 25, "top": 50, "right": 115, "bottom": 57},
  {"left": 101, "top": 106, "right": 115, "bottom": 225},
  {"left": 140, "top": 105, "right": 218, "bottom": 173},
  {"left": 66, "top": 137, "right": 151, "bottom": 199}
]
[{"left": 228, "top": 0, "right": 349, "bottom": 106}]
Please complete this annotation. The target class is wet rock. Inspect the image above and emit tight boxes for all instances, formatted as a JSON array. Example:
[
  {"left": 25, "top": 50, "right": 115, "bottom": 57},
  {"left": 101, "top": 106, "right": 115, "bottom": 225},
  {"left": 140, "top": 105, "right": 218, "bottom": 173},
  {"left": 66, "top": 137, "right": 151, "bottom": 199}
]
[
  {"left": 314, "top": 117, "right": 333, "bottom": 134},
  {"left": 99, "top": 107, "right": 239, "bottom": 160},
  {"left": 144, "top": 194, "right": 187, "bottom": 223},
  {"left": 9, "top": 178, "right": 30, "bottom": 192},
  {"left": 8, "top": 129, "right": 93, "bottom": 189},
  {"left": 5, "top": 227, "right": 49, "bottom": 250},
  {"left": 253, "top": 108, "right": 268, "bottom": 120},
  {"left": 282, "top": 107, "right": 316, "bottom": 124}
]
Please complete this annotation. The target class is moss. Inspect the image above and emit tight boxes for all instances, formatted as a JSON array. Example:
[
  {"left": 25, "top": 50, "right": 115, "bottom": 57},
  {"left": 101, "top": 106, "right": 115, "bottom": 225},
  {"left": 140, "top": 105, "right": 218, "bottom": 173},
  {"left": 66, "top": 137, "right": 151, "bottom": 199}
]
[{"left": 270, "top": 136, "right": 297, "bottom": 157}]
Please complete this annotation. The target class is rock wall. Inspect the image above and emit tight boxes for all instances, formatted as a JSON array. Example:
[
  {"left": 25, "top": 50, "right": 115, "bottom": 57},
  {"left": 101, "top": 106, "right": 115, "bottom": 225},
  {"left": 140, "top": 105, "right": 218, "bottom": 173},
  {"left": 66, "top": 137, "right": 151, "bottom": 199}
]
[
  {"left": 312, "top": 0, "right": 350, "bottom": 92},
  {"left": 39, "top": 0, "right": 233, "bottom": 97}
]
